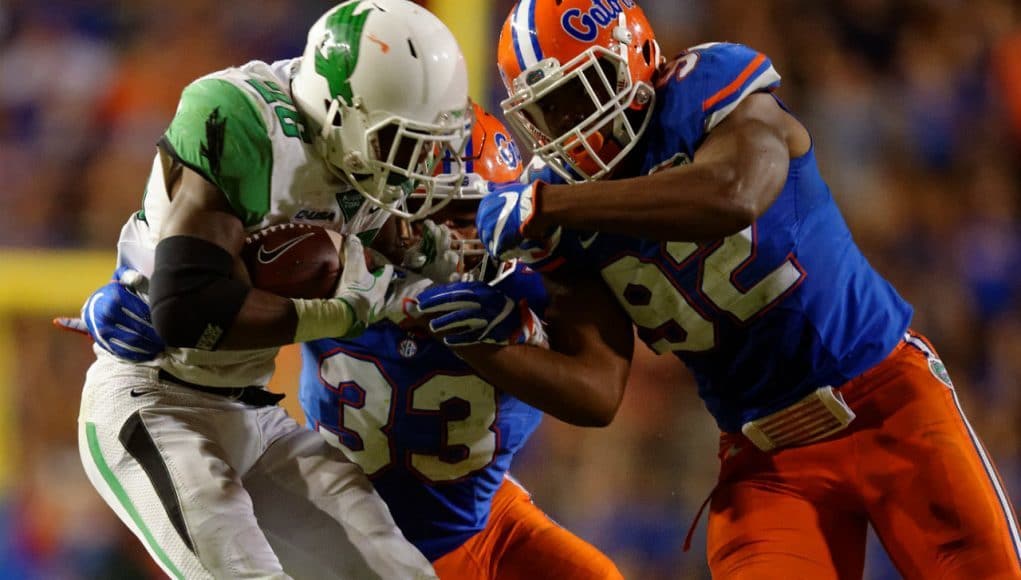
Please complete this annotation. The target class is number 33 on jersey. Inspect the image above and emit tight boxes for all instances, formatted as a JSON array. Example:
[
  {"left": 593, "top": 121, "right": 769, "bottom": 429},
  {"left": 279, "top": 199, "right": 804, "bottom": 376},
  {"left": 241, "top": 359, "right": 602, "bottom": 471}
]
[{"left": 298, "top": 309, "right": 543, "bottom": 560}]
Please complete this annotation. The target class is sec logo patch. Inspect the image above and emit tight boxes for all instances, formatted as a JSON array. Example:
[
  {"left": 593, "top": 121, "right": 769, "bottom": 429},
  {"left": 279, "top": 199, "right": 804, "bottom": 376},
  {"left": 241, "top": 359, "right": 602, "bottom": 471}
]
[{"left": 398, "top": 337, "right": 418, "bottom": 359}]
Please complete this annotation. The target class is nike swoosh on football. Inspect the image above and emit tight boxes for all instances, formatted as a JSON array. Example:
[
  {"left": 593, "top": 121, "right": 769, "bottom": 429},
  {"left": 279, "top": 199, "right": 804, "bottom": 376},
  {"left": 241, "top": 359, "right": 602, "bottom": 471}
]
[{"left": 257, "top": 232, "right": 316, "bottom": 264}]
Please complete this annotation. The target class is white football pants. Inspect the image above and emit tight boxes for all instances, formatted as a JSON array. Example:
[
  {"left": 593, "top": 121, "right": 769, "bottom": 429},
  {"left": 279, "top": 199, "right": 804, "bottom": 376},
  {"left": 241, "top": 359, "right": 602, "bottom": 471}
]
[{"left": 78, "top": 354, "right": 435, "bottom": 579}]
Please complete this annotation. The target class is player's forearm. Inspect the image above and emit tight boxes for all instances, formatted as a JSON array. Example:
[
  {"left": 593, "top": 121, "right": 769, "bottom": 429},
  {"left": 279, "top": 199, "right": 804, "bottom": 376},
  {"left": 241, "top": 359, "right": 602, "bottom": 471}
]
[
  {"left": 526, "top": 100, "right": 792, "bottom": 242},
  {"left": 526, "top": 162, "right": 758, "bottom": 242},
  {"left": 150, "top": 274, "right": 301, "bottom": 351},
  {"left": 215, "top": 290, "right": 300, "bottom": 349},
  {"left": 455, "top": 344, "right": 626, "bottom": 427},
  {"left": 148, "top": 231, "right": 303, "bottom": 351}
]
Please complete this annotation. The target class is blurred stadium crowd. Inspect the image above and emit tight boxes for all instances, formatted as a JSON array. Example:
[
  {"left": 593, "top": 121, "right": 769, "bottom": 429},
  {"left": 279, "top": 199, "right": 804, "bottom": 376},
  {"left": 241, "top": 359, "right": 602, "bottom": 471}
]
[{"left": 1, "top": 0, "right": 1019, "bottom": 578}]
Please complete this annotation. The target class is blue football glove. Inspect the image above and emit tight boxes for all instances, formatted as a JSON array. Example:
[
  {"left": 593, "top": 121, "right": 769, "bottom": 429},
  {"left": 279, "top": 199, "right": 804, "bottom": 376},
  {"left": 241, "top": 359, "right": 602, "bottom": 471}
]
[
  {"left": 476, "top": 181, "right": 561, "bottom": 264},
  {"left": 59, "top": 267, "right": 164, "bottom": 362},
  {"left": 415, "top": 281, "right": 547, "bottom": 348},
  {"left": 488, "top": 260, "right": 550, "bottom": 317}
]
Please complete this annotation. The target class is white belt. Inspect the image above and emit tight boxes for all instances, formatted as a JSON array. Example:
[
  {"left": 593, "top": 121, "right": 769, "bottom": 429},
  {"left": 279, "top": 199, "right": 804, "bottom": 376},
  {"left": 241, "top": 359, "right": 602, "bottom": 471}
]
[{"left": 741, "top": 386, "right": 856, "bottom": 452}]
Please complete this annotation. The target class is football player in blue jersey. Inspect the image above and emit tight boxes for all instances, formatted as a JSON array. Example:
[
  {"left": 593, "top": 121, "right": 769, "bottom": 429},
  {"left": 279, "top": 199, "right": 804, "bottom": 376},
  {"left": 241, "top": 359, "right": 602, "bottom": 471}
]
[
  {"left": 62, "top": 103, "right": 628, "bottom": 579},
  {"left": 300, "top": 104, "right": 625, "bottom": 579},
  {"left": 457, "top": 0, "right": 1021, "bottom": 577}
]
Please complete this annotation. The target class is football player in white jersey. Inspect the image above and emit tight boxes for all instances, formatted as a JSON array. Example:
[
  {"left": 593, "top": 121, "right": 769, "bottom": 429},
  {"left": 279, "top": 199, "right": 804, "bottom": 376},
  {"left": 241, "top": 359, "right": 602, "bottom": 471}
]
[
  {"left": 64, "top": 101, "right": 631, "bottom": 579},
  {"left": 71, "top": 1, "right": 470, "bottom": 578}
]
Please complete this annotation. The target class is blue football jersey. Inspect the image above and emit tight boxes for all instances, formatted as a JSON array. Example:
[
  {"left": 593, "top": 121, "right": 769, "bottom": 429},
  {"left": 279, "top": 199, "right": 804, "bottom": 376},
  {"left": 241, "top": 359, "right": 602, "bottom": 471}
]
[
  {"left": 544, "top": 43, "right": 913, "bottom": 432},
  {"left": 299, "top": 264, "right": 545, "bottom": 561}
]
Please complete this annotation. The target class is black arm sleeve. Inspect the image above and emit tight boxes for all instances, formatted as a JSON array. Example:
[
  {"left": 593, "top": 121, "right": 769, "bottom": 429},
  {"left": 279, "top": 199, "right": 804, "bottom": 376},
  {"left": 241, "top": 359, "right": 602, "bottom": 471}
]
[{"left": 149, "top": 236, "right": 250, "bottom": 350}]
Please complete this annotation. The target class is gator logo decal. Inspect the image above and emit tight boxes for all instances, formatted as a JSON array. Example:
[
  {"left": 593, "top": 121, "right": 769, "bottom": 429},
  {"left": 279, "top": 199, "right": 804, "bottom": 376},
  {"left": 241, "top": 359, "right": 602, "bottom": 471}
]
[
  {"left": 929, "top": 357, "right": 954, "bottom": 389},
  {"left": 495, "top": 132, "right": 522, "bottom": 169}
]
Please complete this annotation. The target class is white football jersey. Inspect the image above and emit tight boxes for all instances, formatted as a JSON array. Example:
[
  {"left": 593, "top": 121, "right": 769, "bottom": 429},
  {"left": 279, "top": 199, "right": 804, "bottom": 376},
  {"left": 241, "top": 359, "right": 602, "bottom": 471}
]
[{"left": 115, "top": 58, "right": 390, "bottom": 387}]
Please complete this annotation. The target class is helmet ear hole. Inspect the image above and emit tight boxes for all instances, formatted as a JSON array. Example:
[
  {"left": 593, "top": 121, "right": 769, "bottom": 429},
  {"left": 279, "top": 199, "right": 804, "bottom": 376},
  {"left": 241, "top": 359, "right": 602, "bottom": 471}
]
[{"left": 641, "top": 40, "right": 654, "bottom": 66}]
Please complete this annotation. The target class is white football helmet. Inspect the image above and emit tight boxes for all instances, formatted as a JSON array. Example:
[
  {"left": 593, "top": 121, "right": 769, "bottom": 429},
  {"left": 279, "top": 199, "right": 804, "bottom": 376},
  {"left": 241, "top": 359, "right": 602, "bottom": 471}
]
[{"left": 292, "top": 0, "right": 472, "bottom": 220}]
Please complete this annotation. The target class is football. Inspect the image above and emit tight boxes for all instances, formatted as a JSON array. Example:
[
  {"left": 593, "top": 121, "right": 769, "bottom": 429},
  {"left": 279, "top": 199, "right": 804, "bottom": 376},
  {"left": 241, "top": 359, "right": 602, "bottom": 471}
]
[{"left": 241, "top": 223, "right": 343, "bottom": 299}]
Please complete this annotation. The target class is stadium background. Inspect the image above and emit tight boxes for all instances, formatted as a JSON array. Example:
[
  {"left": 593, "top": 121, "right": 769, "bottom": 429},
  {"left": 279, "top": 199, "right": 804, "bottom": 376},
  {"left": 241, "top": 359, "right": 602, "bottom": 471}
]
[{"left": 1, "top": 0, "right": 1020, "bottom": 578}]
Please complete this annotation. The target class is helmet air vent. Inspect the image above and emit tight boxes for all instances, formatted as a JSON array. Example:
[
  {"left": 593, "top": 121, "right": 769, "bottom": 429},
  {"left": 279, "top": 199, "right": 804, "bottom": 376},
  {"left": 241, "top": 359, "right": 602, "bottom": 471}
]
[{"left": 324, "top": 99, "right": 343, "bottom": 126}]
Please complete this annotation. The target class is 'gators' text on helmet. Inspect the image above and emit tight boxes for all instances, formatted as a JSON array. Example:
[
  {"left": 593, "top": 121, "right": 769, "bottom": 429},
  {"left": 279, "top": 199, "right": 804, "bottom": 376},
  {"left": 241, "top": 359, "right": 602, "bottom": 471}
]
[{"left": 497, "top": 0, "right": 661, "bottom": 183}]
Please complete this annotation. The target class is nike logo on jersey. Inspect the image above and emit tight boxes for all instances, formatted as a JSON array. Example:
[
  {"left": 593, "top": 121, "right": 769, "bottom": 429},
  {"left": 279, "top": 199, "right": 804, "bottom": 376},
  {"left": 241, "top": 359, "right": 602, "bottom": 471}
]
[
  {"left": 257, "top": 233, "right": 316, "bottom": 264},
  {"left": 130, "top": 388, "right": 154, "bottom": 398},
  {"left": 579, "top": 232, "right": 599, "bottom": 249}
]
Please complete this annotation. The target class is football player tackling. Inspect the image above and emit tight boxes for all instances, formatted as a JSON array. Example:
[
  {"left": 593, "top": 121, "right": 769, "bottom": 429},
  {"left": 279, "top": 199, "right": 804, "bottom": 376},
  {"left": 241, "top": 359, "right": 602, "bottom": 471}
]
[
  {"left": 302, "top": 104, "right": 624, "bottom": 579},
  {"left": 66, "top": 104, "right": 628, "bottom": 579},
  {"left": 467, "top": 0, "right": 1021, "bottom": 578},
  {"left": 71, "top": 0, "right": 471, "bottom": 577}
]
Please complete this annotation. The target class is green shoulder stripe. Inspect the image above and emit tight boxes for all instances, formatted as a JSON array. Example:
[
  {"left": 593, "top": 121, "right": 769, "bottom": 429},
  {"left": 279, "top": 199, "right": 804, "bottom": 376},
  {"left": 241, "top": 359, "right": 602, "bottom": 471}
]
[{"left": 161, "top": 78, "right": 272, "bottom": 226}]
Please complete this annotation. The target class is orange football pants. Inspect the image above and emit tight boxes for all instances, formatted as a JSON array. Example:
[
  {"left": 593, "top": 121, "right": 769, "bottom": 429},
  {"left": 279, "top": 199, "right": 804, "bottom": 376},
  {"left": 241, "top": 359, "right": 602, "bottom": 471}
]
[
  {"left": 707, "top": 332, "right": 1021, "bottom": 579},
  {"left": 433, "top": 477, "right": 623, "bottom": 580}
]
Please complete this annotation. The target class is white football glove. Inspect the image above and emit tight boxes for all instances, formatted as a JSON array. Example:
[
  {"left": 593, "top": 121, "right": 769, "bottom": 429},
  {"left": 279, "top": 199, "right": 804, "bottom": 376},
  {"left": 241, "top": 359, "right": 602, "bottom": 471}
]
[
  {"left": 402, "top": 219, "right": 461, "bottom": 284},
  {"left": 336, "top": 234, "right": 394, "bottom": 331},
  {"left": 293, "top": 234, "right": 394, "bottom": 341},
  {"left": 381, "top": 269, "right": 434, "bottom": 325}
]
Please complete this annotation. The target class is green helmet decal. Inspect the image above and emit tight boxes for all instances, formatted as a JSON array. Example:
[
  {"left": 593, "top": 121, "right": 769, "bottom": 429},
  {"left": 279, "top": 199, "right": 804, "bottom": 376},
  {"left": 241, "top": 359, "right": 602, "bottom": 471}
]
[{"left": 315, "top": 2, "right": 373, "bottom": 107}]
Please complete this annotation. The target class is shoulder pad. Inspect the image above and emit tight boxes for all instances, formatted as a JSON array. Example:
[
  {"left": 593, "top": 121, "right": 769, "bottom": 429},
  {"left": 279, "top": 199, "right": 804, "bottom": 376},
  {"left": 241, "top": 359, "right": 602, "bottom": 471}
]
[
  {"left": 160, "top": 74, "right": 278, "bottom": 226},
  {"left": 655, "top": 43, "right": 781, "bottom": 148}
]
